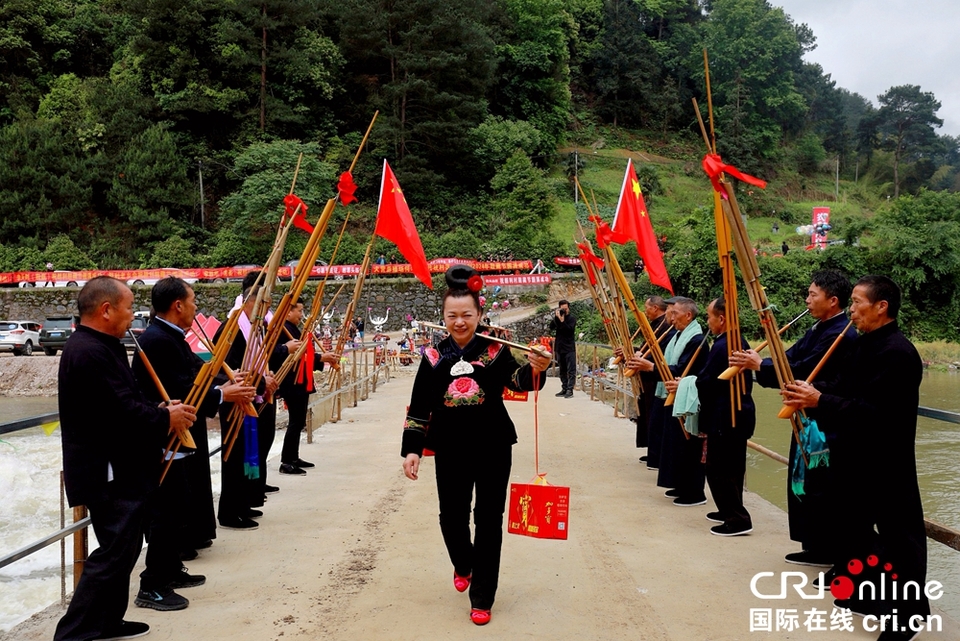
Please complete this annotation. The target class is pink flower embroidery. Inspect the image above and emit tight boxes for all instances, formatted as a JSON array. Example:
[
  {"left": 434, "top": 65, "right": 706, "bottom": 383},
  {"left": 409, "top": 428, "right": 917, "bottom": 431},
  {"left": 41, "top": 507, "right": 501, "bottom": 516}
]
[
  {"left": 424, "top": 347, "right": 440, "bottom": 367},
  {"left": 444, "top": 376, "right": 485, "bottom": 407}
]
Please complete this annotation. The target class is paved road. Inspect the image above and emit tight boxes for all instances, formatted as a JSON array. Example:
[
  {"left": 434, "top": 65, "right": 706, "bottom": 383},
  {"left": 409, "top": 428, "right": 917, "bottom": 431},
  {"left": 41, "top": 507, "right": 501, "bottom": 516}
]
[{"left": 6, "top": 370, "right": 958, "bottom": 640}]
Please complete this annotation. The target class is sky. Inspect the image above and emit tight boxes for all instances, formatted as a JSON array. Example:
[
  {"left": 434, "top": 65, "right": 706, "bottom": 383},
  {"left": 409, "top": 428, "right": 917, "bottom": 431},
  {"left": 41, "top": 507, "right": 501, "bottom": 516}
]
[{"left": 773, "top": 0, "right": 960, "bottom": 136}]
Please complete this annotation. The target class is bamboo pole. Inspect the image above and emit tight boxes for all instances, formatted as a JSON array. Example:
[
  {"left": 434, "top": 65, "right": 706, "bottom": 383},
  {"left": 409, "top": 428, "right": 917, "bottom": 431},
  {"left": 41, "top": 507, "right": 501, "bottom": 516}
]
[
  {"left": 777, "top": 319, "right": 854, "bottom": 418},
  {"left": 718, "top": 309, "right": 810, "bottom": 380}
]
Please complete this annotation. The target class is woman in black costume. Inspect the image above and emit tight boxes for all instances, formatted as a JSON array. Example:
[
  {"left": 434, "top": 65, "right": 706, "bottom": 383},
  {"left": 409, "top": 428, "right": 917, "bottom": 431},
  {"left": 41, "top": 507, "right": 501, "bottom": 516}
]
[{"left": 401, "top": 265, "right": 551, "bottom": 626}]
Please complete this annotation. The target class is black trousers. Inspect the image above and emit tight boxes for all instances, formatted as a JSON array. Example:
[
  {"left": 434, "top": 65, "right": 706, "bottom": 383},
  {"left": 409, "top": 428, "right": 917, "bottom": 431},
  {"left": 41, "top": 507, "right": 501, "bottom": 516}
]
[
  {"left": 557, "top": 350, "right": 576, "bottom": 392},
  {"left": 281, "top": 393, "right": 309, "bottom": 464},
  {"left": 140, "top": 458, "right": 187, "bottom": 591},
  {"left": 646, "top": 397, "right": 666, "bottom": 469},
  {"left": 657, "top": 414, "right": 705, "bottom": 499},
  {"left": 54, "top": 492, "right": 148, "bottom": 641},
  {"left": 253, "top": 402, "right": 278, "bottom": 501},
  {"left": 182, "top": 419, "right": 216, "bottom": 546},
  {"left": 786, "top": 437, "right": 835, "bottom": 555},
  {"left": 434, "top": 444, "right": 512, "bottom": 611},
  {"left": 218, "top": 405, "right": 257, "bottom": 520},
  {"left": 705, "top": 431, "right": 752, "bottom": 530}
]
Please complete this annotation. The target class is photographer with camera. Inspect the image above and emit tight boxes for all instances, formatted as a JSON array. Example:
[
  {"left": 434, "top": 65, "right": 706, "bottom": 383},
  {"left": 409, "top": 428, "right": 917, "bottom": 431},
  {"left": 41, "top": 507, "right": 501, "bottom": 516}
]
[{"left": 549, "top": 300, "right": 577, "bottom": 398}]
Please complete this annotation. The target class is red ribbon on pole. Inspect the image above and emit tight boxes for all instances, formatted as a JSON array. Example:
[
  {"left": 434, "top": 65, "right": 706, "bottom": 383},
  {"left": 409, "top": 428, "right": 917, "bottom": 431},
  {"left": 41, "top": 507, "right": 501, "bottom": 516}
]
[
  {"left": 576, "top": 242, "right": 605, "bottom": 285},
  {"left": 283, "top": 194, "right": 314, "bottom": 233},
  {"left": 701, "top": 153, "right": 767, "bottom": 195},
  {"left": 337, "top": 171, "right": 357, "bottom": 205},
  {"left": 590, "top": 216, "right": 627, "bottom": 249}
]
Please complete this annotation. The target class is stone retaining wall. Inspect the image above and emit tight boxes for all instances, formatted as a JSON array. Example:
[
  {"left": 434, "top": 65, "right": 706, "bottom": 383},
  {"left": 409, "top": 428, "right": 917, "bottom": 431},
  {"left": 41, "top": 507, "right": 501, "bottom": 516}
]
[{"left": 0, "top": 274, "right": 587, "bottom": 332}]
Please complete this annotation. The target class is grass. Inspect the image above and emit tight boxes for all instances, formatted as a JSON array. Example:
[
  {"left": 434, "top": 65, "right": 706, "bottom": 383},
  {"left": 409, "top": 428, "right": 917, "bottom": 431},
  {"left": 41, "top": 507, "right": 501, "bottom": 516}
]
[{"left": 915, "top": 341, "right": 960, "bottom": 367}]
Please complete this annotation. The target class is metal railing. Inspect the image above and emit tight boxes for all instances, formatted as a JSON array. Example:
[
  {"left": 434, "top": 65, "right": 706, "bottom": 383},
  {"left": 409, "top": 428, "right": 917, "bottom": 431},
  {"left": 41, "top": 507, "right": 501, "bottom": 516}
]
[
  {"left": 0, "top": 349, "right": 393, "bottom": 597},
  {"left": 575, "top": 359, "right": 960, "bottom": 553}
]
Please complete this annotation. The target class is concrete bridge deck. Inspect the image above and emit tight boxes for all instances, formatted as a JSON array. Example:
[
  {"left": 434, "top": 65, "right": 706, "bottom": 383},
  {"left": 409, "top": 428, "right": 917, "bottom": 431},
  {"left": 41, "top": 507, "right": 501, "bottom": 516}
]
[{"left": 5, "top": 371, "right": 958, "bottom": 641}]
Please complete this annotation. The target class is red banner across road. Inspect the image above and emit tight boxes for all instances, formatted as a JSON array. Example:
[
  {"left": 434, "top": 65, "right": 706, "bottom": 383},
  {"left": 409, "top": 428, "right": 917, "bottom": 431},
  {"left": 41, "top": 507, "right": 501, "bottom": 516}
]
[{"left": 0, "top": 260, "right": 537, "bottom": 286}]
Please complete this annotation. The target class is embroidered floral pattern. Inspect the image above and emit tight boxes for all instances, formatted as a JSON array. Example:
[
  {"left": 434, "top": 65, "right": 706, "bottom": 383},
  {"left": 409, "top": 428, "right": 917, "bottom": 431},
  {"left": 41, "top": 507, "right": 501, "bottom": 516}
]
[
  {"left": 403, "top": 418, "right": 427, "bottom": 432},
  {"left": 444, "top": 376, "right": 485, "bottom": 407},
  {"left": 424, "top": 347, "right": 441, "bottom": 367},
  {"left": 471, "top": 340, "right": 502, "bottom": 367}
]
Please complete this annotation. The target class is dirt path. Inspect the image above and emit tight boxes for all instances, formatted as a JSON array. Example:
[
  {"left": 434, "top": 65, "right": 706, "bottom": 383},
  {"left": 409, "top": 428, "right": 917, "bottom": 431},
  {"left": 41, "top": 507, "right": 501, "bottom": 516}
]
[{"left": 6, "top": 373, "right": 957, "bottom": 640}]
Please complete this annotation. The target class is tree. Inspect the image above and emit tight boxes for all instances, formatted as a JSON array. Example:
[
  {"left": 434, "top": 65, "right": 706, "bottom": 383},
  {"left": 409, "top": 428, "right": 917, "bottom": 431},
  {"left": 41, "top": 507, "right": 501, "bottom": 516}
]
[
  {"left": 489, "top": 0, "right": 573, "bottom": 147},
  {"left": 42, "top": 234, "right": 97, "bottom": 270},
  {"left": 108, "top": 124, "right": 194, "bottom": 249},
  {"left": 332, "top": 0, "right": 496, "bottom": 194},
  {"left": 217, "top": 139, "right": 336, "bottom": 260},
  {"left": 874, "top": 85, "right": 943, "bottom": 198},
  {"left": 700, "top": 0, "right": 809, "bottom": 171}
]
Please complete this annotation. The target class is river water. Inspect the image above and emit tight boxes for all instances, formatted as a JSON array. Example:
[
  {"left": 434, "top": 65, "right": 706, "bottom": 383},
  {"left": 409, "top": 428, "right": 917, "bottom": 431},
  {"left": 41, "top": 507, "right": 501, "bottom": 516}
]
[{"left": 0, "top": 372, "right": 958, "bottom": 630}]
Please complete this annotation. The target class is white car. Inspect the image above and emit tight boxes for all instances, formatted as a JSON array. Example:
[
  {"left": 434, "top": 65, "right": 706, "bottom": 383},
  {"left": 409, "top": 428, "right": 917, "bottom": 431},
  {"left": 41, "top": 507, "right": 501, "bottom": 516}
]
[{"left": 0, "top": 320, "right": 41, "bottom": 356}]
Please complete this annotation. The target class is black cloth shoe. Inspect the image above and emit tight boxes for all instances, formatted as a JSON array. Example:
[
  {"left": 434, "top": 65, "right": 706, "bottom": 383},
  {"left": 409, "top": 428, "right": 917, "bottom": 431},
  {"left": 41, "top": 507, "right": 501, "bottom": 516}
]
[
  {"left": 705, "top": 511, "right": 724, "bottom": 524},
  {"left": 135, "top": 588, "right": 188, "bottom": 611},
  {"left": 169, "top": 567, "right": 206, "bottom": 589},
  {"left": 179, "top": 549, "right": 198, "bottom": 561},
  {"left": 710, "top": 522, "right": 753, "bottom": 536},
  {"left": 92, "top": 620, "right": 150, "bottom": 640},
  {"left": 245, "top": 508, "right": 263, "bottom": 519},
  {"left": 218, "top": 516, "right": 259, "bottom": 531},
  {"left": 563, "top": 391, "right": 573, "bottom": 398},
  {"left": 555, "top": 390, "right": 567, "bottom": 397},
  {"left": 673, "top": 496, "right": 707, "bottom": 507},
  {"left": 293, "top": 458, "right": 315, "bottom": 468},
  {"left": 279, "top": 463, "right": 306, "bottom": 475},
  {"left": 264, "top": 484, "right": 280, "bottom": 494},
  {"left": 784, "top": 550, "right": 833, "bottom": 567},
  {"left": 663, "top": 489, "right": 680, "bottom": 498},
  {"left": 193, "top": 539, "right": 213, "bottom": 550},
  {"left": 638, "top": 455, "right": 648, "bottom": 462}
]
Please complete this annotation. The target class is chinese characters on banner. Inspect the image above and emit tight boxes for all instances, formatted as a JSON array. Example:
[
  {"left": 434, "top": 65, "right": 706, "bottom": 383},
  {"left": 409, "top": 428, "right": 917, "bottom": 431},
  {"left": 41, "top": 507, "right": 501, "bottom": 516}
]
[{"left": 812, "top": 207, "right": 830, "bottom": 250}]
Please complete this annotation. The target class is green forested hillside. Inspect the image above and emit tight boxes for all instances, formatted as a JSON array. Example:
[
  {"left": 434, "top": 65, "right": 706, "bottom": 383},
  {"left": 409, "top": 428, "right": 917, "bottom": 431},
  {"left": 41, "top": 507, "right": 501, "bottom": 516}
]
[{"left": 1, "top": 0, "right": 959, "bottom": 337}]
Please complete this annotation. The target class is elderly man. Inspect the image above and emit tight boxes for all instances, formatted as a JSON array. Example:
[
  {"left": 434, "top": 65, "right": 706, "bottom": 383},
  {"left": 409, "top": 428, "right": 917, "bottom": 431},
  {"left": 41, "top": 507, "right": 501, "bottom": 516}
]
[
  {"left": 55, "top": 277, "right": 196, "bottom": 641},
  {"left": 630, "top": 296, "right": 707, "bottom": 506},
  {"left": 634, "top": 296, "right": 672, "bottom": 461},
  {"left": 694, "top": 297, "right": 755, "bottom": 536},
  {"left": 784, "top": 276, "right": 928, "bottom": 640},
  {"left": 730, "top": 270, "right": 857, "bottom": 565}
]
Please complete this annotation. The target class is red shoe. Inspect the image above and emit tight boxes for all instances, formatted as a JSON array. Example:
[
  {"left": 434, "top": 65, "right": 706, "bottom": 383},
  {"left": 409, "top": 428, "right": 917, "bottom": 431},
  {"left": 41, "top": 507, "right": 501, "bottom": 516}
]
[
  {"left": 470, "top": 608, "right": 491, "bottom": 625},
  {"left": 453, "top": 572, "right": 472, "bottom": 593}
]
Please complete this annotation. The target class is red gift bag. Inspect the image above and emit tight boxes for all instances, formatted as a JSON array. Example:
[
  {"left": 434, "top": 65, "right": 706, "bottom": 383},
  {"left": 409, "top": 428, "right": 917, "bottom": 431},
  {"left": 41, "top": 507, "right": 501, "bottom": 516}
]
[{"left": 508, "top": 475, "right": 570, "bottom": 540}]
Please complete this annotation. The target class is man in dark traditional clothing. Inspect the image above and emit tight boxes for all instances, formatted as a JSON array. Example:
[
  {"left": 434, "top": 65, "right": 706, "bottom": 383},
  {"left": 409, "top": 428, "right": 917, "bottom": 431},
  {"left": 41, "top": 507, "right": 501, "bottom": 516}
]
[
  {"left": 693, "top": 296, "right": 755, "bottom": 536},
  {"left": 636, "top": 296, "right": 673, "bottom": 463},
  {"left": 131, "top": 277, "right": 255, "bottom": 610},
  {"left": 730, "top": 269, "right": 856, "bottom": 566},
  {"left": 630, "top": 297, "right": 708, "bottom": 505},
  {"left": 785, "top": 276, "right": 928, "bottom": 641},
  {"left": 55, "top": 277, "right": 196, "bottom": 641},
  {"left": 277, "top": 297, "right": 339, "bottom": 475},
  {"left": 214, "top": 284, "right": 300, "bottom": 530}
]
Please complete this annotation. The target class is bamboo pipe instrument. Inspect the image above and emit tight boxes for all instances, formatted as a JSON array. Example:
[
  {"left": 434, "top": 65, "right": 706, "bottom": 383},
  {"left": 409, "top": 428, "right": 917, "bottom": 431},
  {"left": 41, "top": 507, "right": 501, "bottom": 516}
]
[
  {"left": 412, "top": 320, "right": 552, "bottom": 359},
  {"left": 663, "top": 331, "right": 710, "bottom": 407},
  {"left": 190, "top": 319, "right": 257, "bottom": 417},
  {"left": 718, "top": 308, "right": 811, "bottom": 380},
  {"left": 777, "top": 319, "right": 854, "bottom": 419}
]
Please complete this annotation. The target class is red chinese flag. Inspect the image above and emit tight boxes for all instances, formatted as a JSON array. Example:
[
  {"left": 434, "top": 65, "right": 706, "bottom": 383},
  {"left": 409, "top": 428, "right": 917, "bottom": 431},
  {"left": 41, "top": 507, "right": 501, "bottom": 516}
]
[
  {"left": 374, "top": 161, "right": 432, "bottom": 289},
  {"left": 612, "top": 160, "right": 673, "bottom": 294}
]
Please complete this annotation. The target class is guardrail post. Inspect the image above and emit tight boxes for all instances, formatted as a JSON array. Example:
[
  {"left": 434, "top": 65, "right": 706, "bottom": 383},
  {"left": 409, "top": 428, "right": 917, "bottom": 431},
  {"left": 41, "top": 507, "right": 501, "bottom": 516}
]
[
  {"left": 306, "top": 406, "right": 314, "bottom": 444},
  {"left": 590, "top": 347, "right": 597, "bottom": 401},
  {"left": 72, "top": 506, "right": 88, "bottom": 589},
  {"left": 351, "top": 350, "right": 358, "bottom": 408},
  {"left": 364, "top": 349, "right": 370, "bottom": 400}
]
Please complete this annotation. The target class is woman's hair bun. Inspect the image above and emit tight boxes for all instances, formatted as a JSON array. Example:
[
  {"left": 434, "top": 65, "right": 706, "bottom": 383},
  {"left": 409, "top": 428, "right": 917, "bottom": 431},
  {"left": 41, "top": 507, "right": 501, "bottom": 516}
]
[{"left": 444, "top": 264, "right": 478, "bottom": 290}]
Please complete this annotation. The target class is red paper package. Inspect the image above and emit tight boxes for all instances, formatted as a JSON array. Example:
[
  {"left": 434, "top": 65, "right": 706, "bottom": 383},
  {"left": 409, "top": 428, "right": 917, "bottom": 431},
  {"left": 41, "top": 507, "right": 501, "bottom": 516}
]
[{"left": 507, "top": 475, "right": 569, "bottom": 540}]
